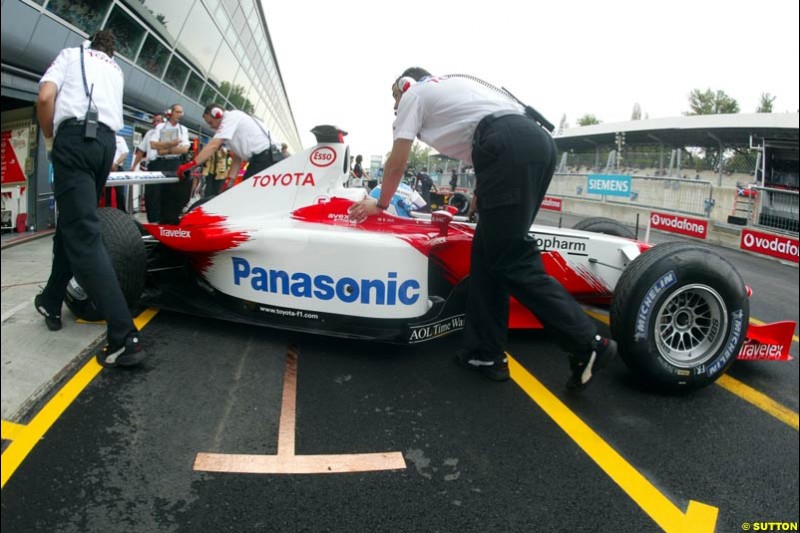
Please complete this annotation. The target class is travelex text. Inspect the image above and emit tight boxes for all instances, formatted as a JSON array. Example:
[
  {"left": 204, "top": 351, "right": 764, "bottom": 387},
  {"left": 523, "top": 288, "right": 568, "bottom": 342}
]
[{"left": 232, "top": 257, "right": 421, "bottom": 305}]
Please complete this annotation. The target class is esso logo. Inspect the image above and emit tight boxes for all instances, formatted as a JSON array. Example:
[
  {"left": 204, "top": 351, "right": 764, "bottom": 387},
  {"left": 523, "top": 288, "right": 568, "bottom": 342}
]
[{"left": 310, "top": 147, "right": 337, "bottom": 167}]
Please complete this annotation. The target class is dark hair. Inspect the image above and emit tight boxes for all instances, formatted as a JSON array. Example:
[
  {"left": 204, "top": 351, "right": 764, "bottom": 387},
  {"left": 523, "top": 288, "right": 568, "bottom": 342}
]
[
  {"left": 399, "top": 67, "right": 431, "bottom": 81},
  {"left": 355, "top": 154, "right": 363, "bottom": 163},
  {"left": 90, "top": 30, "right": 115, "bottom": 57}
]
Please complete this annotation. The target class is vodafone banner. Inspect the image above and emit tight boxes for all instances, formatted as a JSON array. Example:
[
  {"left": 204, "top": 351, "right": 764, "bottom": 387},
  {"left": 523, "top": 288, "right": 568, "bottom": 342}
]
[
  {"left": 541, "top": 196, "right": 562, "bottom": 212},
  {"left": 649, "top": 212, "right": 708, "bottom": 240},
  {"left": 740, "top": 229, "right": 799, "bottom": 263}
]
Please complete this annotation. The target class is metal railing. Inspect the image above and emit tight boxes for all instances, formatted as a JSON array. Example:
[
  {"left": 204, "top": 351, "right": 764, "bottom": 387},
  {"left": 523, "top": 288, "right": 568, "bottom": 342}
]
[
  {"left": 752, "top": 187, "right": 799, "bottom": 235},
  {"left": 548, "top": 173, "right": 715, "bottom": 217}
]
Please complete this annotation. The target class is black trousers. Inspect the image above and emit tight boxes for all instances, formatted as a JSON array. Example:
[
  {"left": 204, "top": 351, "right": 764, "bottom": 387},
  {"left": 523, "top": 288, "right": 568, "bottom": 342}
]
[
  {"left": 243, "top": 150, "right": 276, "bottom": 180},
  {"left": 204, "top": 175, "right": 223, "bottom": 198},
  {"left": 148, "top": 157, "right": 191, "bottom": 224},
  {"left": 42, "top": 123, "right": 136, "bottom": 347},
  {"left": 463, "top": 114, "right": 596, "bottom": 359}
]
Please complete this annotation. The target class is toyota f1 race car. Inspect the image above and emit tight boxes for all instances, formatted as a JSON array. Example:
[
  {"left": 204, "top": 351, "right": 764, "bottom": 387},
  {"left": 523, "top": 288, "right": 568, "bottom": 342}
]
[{"left": 70, "top": 126, "right": 796, "bottom": 392}]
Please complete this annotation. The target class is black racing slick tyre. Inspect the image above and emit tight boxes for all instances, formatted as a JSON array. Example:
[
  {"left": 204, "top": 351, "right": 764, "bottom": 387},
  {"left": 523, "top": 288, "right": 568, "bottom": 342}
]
[
  {"left": 572, "top": 217, "right": 636, "bottom": 239},
  {"left": 447, "top": 192, "right": 472, "bottom": 216},
  {"left": 610, "top": 242, "right": 749, "bottom": 392},
  {"left": 64, "top": 208, "right": 147, "bottom": 322}
]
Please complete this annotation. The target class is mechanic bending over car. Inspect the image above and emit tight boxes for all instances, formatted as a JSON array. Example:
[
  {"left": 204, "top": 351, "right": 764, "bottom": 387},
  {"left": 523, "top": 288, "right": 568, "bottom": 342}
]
[
  {"left": 34, "top": 30, "right": 147, "bottom": 368},
  {"left": 176, "top": 105, "right": 282, "bottom": 186},
  {"left": 348, "top": 68, "right": 616, "bottom": 390}
]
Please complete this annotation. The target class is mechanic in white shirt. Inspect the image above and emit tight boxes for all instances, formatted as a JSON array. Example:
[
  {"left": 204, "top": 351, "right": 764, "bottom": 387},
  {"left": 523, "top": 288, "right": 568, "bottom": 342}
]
[
  {"left": 176, "top": 105, "right": 280, "bottom": 184},
  {"left": 35, "top": 29, "right": 146, "bottom": 368},
  {"left": 348, "top": 68, "right": 615, "bottom": 390},
  {"left": 147, "top": 103, "right": 190, "bottom": 224},
  {"left": 105, "top": 134, "right": 130, "bottom": 210},
  {"left": 129, "top": 112, "right": 164, "bottom": 171}
]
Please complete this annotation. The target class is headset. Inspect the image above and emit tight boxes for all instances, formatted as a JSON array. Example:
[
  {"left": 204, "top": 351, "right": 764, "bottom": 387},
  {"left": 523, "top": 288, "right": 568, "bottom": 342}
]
[
  {"left": 394, "top": 76, "right": 416, "bottom": 94},
  {"left": 208, "top": 106, "right": 224, "bottom": 119}
]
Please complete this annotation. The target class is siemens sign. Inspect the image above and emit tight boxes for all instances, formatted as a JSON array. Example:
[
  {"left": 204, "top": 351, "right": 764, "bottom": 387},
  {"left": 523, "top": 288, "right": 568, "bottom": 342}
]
[
  {"left": 587, "top": 174, "right": 632, "bottom": 197},
  {"left": 232, "top": 257, "right": 421, "bottom": 305}
]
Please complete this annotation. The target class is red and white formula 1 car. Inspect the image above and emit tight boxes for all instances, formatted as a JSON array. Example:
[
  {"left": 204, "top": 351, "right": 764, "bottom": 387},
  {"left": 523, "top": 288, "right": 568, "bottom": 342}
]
[{"left": 70, "top": 126, "right": 795, "bottom": 392}]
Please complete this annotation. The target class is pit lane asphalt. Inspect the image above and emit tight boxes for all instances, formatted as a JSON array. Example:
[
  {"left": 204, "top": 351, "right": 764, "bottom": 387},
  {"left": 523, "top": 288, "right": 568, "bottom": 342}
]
[{"left": 2, "top": 227, "right": 798, "bottom": 532}]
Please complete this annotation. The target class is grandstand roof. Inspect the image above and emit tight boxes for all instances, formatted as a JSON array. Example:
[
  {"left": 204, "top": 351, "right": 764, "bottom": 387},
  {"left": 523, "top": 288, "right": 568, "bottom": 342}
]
[{"left": 554, "top": 113, "right": 799, "bottom": 151}]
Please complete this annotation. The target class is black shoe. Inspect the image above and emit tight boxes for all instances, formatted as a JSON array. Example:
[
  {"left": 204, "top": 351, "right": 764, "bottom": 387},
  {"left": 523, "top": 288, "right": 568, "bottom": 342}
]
[
  {"left": 96, "top": 334, "right": 147, "bottom": 368},
  {"left": 34, "top": 293, "right": 62, "bottom": 331},
  {"left": 566, "top": 335, "right": 617, "bottom": 392},
  {"left": 455, "top": 351, "right": 510, "bottom": 382}
]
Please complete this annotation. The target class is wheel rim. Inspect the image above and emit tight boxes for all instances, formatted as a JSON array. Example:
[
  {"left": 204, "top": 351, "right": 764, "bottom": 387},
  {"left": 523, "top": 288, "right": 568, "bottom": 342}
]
[
  {"left": 67, "top": 278, "right": 88, "bottom": 301},
  {"left": 654, "top": 284, "right": 728, "bottom": 368}
]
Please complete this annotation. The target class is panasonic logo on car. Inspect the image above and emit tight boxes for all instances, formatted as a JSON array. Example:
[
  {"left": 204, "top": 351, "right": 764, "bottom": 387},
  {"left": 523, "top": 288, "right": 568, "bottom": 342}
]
[{"left": 232, "top": 257, "right": 420, "bottom": 305}]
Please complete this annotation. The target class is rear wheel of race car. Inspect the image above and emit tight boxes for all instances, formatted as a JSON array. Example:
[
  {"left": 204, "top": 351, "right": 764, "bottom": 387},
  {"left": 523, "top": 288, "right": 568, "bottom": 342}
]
[
  {"left": 610, "top": 242, "right": 749, "bottom": 392},
  {"left": 572, "top": 217, "right": 635, "bottom": 239},
  {"left": 447, "top": 192, "right": 472, "bottom": 216},
  {"left": 65, "top": 208, "right": 146, "bottom": 322}
]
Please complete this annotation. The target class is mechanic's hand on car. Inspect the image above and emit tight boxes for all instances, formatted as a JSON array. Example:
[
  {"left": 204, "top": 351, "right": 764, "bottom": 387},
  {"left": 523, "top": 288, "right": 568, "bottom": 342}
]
[
  {"left": 176, "top": 159, "right": 197, "bottom": 181},
  {"left": 348, "top": 198, "right": 380, "bottom": 223}
]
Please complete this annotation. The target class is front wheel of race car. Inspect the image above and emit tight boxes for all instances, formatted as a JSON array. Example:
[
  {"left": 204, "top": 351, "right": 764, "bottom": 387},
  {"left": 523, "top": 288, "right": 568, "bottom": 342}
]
[
  {"left": 447, "top": 191, "right": 472, "bottom": 216},
  {"left": 65, "top": 207, "right": 147, "bottom": 322},
  {"left": 572, "top": 217, "right": 635, "bottom": 239},
  {"left": 610, "top": 242, "right": 749, "bottom": 393}
]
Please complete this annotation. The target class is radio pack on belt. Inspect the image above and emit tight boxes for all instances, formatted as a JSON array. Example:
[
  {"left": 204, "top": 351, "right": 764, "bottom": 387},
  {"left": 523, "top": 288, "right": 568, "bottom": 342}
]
[{"left": 80, "top": 45, "right": 99, "bottom": 139}]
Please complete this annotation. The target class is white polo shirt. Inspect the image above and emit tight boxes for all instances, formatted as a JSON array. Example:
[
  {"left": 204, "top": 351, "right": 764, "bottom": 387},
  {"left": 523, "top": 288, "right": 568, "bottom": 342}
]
[
  {"left": 113, "top": 135, "right": 129, "bottom": 163},
  {"left": 213, "top": 110, "right": 273, "bottom": 160},
  {"left": 40, "top": 43, "right": 124, "bottom": 134},
  {"left": 137, "top": 128, "right": 160, "bottom": 162},
  {"left": 392, "top": 75, "right": 522, "bottom": 164}
]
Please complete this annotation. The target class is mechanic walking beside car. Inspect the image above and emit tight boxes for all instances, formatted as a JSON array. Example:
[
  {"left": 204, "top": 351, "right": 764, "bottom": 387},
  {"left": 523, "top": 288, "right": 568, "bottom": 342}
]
[
  {"left": 348, "top": 68, "right": 615, "bottom": 390},
  {"left": 176, "top": 105, "right": 281, "bottom": 185},
  {"left": 34, "top": 30, "right": 146, "bottom": 368}
]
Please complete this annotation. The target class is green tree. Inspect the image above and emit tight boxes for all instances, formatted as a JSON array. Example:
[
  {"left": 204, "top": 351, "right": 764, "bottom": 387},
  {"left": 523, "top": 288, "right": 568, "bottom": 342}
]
[
  {"left": 756, "top": 93, "right": 776, "bottom": 113},
  {"left": 385, "top": 141, "right": 432, "bottom": 174},
  {"left": 577, "top": 114, "right": 601, "bottom": 126},
  {"left": 685, "top": 88, "right": 740, "bottom": 115}
]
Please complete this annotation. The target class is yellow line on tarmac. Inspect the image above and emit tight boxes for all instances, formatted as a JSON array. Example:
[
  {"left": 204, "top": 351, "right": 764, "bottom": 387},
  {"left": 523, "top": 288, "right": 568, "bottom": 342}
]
[
  {"left": 509, "top": 357, "right": 718, "bottom": 533},
  {"left": 584, "top": 308, "right": 799, "bottom": 431},
  {"left": 716, "top": 375, "right": 799, "bottom": 431},
  {"left": 1, "top": 308, "right": 159, "bottom": 490}
]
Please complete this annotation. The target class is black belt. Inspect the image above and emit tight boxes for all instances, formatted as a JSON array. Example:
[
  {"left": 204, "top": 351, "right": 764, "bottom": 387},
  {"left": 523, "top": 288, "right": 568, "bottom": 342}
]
[
  {"left": 60, "top": 117, "right": 112, "bottom": 132},
  {"left": 473, "top": 110, "right": 526, "bottom": 142}
]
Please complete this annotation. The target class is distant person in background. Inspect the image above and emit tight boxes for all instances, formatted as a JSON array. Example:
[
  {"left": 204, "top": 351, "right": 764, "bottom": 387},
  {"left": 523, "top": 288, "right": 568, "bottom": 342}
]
[
  {"left": 349, "top": 154, "right": 365, "bottom": 187},
  {"left": 203, "top": 144, "right": 229, "bottom": 198},
  {"left": 281, "top": 143, "right": 290, "bottom": 160},
  {"left": 106, "top": 134, "right": 129, "bottom": 210},
  {"left": 415, "top": 167, "right": 437, "bottom": 211},
  {"left": 450, "top": 168, "right": 459, "bottom": 191},
  {"left": 129, "top": 112, "right": 163, "bottom": 171},
  {"left": 148, "top": 104, "right": 190, "bottom": 223}
]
